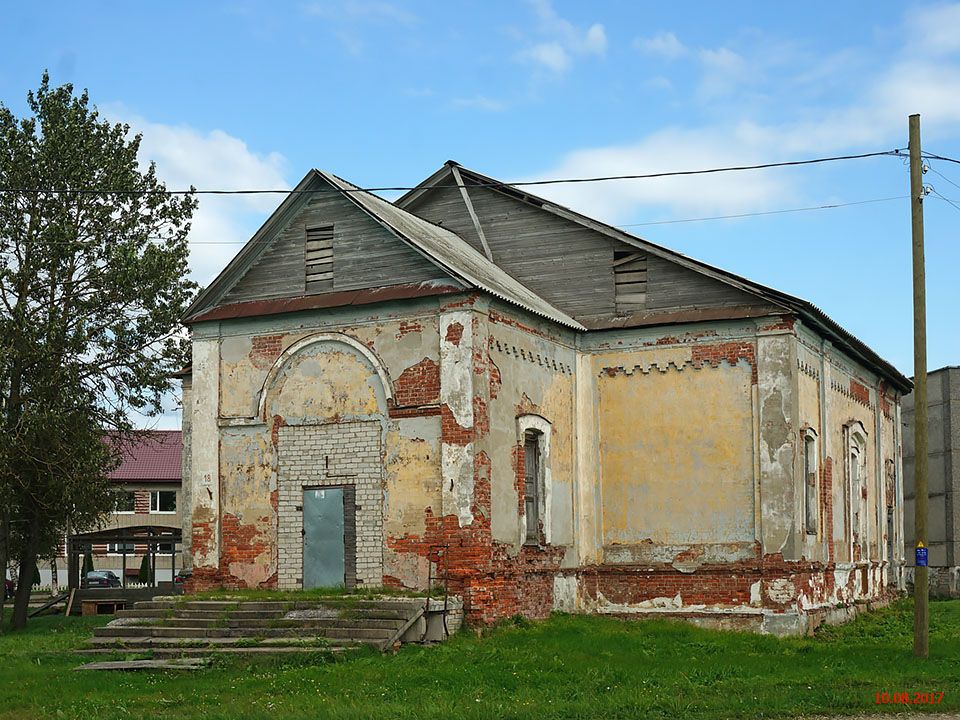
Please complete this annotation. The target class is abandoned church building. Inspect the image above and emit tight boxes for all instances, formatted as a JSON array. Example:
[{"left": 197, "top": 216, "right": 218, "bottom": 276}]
[{"left": 179, "top": 161, "right": 911, "bottom": 635}]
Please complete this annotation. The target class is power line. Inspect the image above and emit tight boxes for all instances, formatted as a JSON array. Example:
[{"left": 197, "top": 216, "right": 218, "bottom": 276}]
[
  {"left": 921, "top": 151, "right": 960, "bottom": 166},
  {"left": 0, "top": 149, "right": 905, "bottom": 197},
  {"left": 926, "top": 165, "right": 960, "bottom": 193},
  {"left": 7, "top": 194, "right": 913, "bottom": 245},
  {"left": 173, "top": 194, "right": 909, "bottom": 243},
  {"left": 615, "top": 195, "right": 907, "bottom": 228},
  {"left": 930, "top": 188, "right": 960, "bottom": 214}
]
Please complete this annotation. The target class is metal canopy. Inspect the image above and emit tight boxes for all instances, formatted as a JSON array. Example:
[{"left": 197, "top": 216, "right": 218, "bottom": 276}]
[{"left": 67, "top": 525, "right": 182, "bottom": 590}]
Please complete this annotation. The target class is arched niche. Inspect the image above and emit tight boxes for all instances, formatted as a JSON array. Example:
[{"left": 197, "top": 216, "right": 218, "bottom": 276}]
[{"left": 257, "top": 332, "right": 393, "bottom": 424}]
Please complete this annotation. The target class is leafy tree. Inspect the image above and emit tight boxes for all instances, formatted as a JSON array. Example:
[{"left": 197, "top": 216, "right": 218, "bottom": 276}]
[
  {"left": 82, "top": 549, "right": 94, "bottom": 576},
  {"left": 138, "top": 553, "right": 152, "bottom": 585},
  {"left": 0, "top": 74, "right": 196, "bottom": 629}
]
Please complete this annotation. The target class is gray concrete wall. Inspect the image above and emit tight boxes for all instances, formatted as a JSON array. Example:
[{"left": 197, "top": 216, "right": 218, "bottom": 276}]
[{"left": 903, "top": 366, "right": 959, "bottom": 571}]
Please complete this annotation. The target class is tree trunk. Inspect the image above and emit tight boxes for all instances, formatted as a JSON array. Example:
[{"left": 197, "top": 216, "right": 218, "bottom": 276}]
[
  {"left": 0, "top": 510, "right": 8, "bottom": 633},
  {"left": 11, "top": 514, "right": 40, "bottom": 630},
  {"left": 49, "top": 558, "right": 58, "bottom": 594}
]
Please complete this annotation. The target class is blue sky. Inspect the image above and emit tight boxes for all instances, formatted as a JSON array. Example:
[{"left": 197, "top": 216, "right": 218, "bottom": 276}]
[{"left": 2, "top": 1, "right": 959, "bottom": 427}]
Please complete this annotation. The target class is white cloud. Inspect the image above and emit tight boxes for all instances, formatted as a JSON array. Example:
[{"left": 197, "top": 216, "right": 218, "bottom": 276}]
[
  {"left": 101, "top": 113, "right": 289, "bottom": 431},
  {"left": 645, "top": 76, "right": 673, "bottom": 91},
  {"left": 905, "top": 3, "right": 960, "bottom": 56},
  {"left": 635, "top": 31, "right": 687, "bottom": 60},
  {"left": 697, "top": 46, "right": 749, "bottom": 100},
  {"left": 521, "top": 3, "right": 960, "bottom": 222},
  {"left": 105, "top": 109, "right": 290, "bottom": 287},
  {"left": 452, "top": 95, "right": 507, "bottom": 112},
  {"left": 519, "top": 0, "right": 606, "bottom": 74},
  {"left": 302, "top": 1, "right": 419, "bottom": 27},
  {"left": 523, "top": 42, "right": 570, "bottom": 73},
  {"left": 517, "top": 125, "right": 797, "bottom": 223}
]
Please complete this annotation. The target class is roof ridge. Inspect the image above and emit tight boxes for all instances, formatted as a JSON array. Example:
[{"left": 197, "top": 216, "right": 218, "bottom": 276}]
[
  {"left": 398, "top": 161, "right": 909, "bottom": 391},
  {"left": 315, "top": 170, "right": 585, "bottom": 330}
]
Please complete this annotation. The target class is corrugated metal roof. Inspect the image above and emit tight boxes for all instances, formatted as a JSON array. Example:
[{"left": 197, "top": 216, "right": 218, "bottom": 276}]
[
  {"left": 316, "top": 170, "right": 586, "bottom": 331},
  {"left": 109, "top": 431, "right": 182, "bottom": 483},
  {"left": 401, "top": 162, "right": 911, "bottom": 393}
]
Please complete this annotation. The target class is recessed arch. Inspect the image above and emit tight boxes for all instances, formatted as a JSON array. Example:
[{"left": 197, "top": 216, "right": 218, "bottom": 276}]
[{"left": 256, "top": 332, "right": 393, "bottom": 421}]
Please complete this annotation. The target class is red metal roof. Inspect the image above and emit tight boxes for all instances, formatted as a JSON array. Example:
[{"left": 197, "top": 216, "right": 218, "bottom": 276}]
[{"left": 109, "top": 430, "right": 182, "bottom": 483}]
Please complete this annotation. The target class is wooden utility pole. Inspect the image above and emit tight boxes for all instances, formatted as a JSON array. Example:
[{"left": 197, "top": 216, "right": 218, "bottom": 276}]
[{"left": 909, "top": 113, "right": 929, "bottom": 658}]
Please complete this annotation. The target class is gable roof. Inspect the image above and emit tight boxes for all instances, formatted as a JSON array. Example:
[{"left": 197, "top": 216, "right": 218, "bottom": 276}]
[
  {"left": 109, "top": 431, "right": 182, "bottom": 483},
  {"left": 315, "top": 171, "right": 584, "bottom": 330},
  {"left": 184, "top": 170, "right": 584, "bottom": 330},
  {"left": 398, "top": 162, "right": 911, "bottom": 393}
]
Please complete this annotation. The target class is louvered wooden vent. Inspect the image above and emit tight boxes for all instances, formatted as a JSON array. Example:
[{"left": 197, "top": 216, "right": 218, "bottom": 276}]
[
  {"left": 305, "top": 225, "right": 333, "bottom": 291},
  {"left": 614, "top": 251, "right": 647, "bottom": 313}
]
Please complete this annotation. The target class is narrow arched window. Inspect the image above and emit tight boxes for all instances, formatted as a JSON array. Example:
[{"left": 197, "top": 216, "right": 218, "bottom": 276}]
[
  {"left": 523, "top": 431, "right": 542, "bottom": 544},
  {"left": 803, "top": 430, "right": 818, "bottom": 534},
  {"left": 516, "top": 414, "right": 552, "bottom": 546}
]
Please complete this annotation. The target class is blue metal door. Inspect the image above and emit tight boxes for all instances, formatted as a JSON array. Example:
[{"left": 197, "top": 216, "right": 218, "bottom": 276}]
[{"left": 303, "top": 488, "right": 345, "bottom": 589}]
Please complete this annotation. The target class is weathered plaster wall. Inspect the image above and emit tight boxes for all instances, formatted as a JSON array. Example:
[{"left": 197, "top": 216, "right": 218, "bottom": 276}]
[
  {"left": 187, "top": 299, "right": 446, "bottom": 591},
  {"left": 485, "top": 310, "right": 576, "bottom": 552},
  {"left": 385, "top": 298, "right": 578, "bottom": 621},
  {"left": 591, "top": 324, "right": 759, "bottom": 567},
  {"left": 180, "top": 376, "right": 193, "bottom": 569},
  {"left": 788, "top": 323, "right": 904, "bottom": 612},
  {"left": 756, "top": 327, "right": 798, "bottom": 562},
  {"left": 597, "top": 350, "right": 755, "bottom": 551},
  {"left": 189, "top": 338, "right": 220, "bottom": 578},
  {"left": 186, "top": 297, "right": 904, "bottom": 631}
]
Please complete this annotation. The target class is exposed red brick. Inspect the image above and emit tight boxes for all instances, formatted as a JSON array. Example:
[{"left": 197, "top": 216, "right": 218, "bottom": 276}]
[
  {"left": 488, "top": 310, "right": 553, "bottom": 340},
  {"left": 758, "top": 317, "right": 795, "bottom": 332},
  {"left": 387, "top": 441, "right": 564, "bottom": 624},
  {"left": 440, "top": 405, "right": 473, "bottom": 445},
  {"left": 691, "top": 341, "right": 757, "bottom": 384},
  {"left": 473, "top": 396, "right": 489, "bottom": 439},
  {"left": 822, "top": 456, "right": 835, "bottom": 563},
  {"left": 445, "top": 322, "right": 464, "bottom": 346},
  {"left": 515, "top": 393, "right": 540, "bottom": 417},
  {"left": 440, "top": 294, "right": 480, "bottom": 311},
  {"left": 388, "top": 405, "right": 441, "bottom": 419},
  {"left": 270, "top": 414, "right": 287, "bottom": 447},
  {"left": 488, "top": 355, "right": 502, "bottom": 399},
  {"left": 134, "top": 490, "right": 150, "bottom": 514},
  {"left": 250, "top": 334, "right": 284, "bottom": 369},
  {"left": 850, "top": 379, "right": 870, "bottom": 405},
  {"left": 396, "top": 320, "right": 423, "bottom": 340},
  {"left": 513, "top": 445, "right": 526, "bottom": 517},
  {"left": 393, "top": 358, "right": 440, "bottom": 407},
  {"left": 185, "top": 514, "right": 277, "bottom": 593}
]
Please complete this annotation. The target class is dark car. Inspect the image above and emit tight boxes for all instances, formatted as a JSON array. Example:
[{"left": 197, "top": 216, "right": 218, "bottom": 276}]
[
  {"left": 81, "top": 570, "right": 122, "bottom": 589},
  {"left": 3, "top": 578, "right": 13, "bottom": 600}
]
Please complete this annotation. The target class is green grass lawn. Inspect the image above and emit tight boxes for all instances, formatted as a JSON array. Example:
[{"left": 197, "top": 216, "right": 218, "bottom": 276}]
[{"left": 0, "top": 599, "right": 957, "bottom": 720}]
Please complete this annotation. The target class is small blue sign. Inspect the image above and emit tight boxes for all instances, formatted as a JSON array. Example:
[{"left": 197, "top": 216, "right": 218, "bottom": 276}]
[{"left": 916, "top": 547, "right": 928, "bottom": 567}]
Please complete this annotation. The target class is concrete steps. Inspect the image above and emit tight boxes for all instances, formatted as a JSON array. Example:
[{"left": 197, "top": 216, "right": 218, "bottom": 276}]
[
  {"left": 77, "top": 595, "right": 428, "bottom": 666},
  {"left": 95, "top": 625, "right": 396, "bottom": 640}
]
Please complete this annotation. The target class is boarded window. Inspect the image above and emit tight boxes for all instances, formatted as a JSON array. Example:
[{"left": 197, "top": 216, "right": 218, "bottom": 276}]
[
  {"left": 524, "top": 432, "right": 541, "bottom": 544},
  {"left": 305, "top": 225, "right": 334, "bottom": 292},
  {"left": 614, "top": 250, "right": 647, "bottom": 313},
  {"left": 804, "top": 432, "right": 818, "bottom": 534}
]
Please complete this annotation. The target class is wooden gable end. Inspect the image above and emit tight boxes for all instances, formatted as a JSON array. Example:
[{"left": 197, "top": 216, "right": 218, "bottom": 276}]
[
  {"left": 405, "top": 180, "right": 618, "bottom": 318},
  {"left": 644, "top": 254, "right": 761, "bottom": 311},
  {"left": 405, "top": 177, "right": 768, "bottom": 321},
  {"left": 220, "top": 181, "right": 449, "bottom": 306}
]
